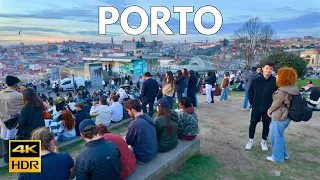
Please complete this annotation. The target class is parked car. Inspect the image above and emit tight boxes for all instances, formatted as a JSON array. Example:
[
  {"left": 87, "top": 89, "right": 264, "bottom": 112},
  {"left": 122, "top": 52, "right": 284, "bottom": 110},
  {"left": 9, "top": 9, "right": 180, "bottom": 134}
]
[{"left": 52, "top": 77, "right": 86, "bottom": 91}]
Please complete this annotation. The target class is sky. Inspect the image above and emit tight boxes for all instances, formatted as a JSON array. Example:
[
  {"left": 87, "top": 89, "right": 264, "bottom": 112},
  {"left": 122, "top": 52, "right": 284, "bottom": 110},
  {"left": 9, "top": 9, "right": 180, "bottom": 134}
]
[{"left": 0, "top": 0, "right": 320, "bottom": 45}]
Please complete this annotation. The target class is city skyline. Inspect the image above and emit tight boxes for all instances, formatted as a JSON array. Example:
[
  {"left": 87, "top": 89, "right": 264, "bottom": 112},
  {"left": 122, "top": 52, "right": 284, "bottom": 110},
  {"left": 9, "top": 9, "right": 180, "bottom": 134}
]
[{"left": 1, "top": 0, "right": 320, "bottom": 45}]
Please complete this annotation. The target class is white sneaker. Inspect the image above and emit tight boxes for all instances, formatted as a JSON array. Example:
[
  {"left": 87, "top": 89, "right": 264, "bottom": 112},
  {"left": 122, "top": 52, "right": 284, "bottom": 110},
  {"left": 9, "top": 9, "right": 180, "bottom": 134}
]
[
  {"left": 285, "top": 156, "right": 289, "bottom": 160},
  {"left": 245, "top": 141, "right": 253, "bottom": 150},
  {"left": 241, "top": 108, "right": 246, "bottom": 111},
  {"left": 261, "top": 141, "right": 268, "bottom": 151},
  {"left": 266, "top": 156, "right": 276, "bottom": 162}
]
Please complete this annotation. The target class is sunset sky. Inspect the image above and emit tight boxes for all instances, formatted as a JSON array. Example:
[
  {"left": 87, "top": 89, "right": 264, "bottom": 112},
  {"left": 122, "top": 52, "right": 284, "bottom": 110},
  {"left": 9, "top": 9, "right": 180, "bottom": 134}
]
[{"left": 0, "top": 0, "right": 320, "bottom": 45}]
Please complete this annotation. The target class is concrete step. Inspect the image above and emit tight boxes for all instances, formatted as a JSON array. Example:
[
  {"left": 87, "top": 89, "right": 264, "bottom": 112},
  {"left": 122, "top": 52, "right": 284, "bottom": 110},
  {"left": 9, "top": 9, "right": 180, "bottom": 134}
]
[
  {"left": 0, "top": 118, "right": 133, "bottom": 169},
  {"left": 125, "top": 138, "right": 200, "bottom": 180}
]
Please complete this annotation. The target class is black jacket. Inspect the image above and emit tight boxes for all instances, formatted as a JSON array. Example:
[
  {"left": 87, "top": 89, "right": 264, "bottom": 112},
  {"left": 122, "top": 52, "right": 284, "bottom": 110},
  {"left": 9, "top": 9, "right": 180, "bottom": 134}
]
[
  {"left": 75, "top": 110, "right": 91, "bottom": 136},
  {"left": 75, "top": 138, "right": 121, "bottom": 180},
  {"left": 248, "top": 75, "right": 277, "bottom": 113},
  {"left": 175, "top": 75, "right": 186, "bottom": 93},
  {"left": 204, "top": 76, "right": 216, "bottom": 86},
  {"left": 17, "top": 104, "right": 45, "bottom": 139},
  {"left": 141, "top": 78, "right": 159, "bottom": 101}
]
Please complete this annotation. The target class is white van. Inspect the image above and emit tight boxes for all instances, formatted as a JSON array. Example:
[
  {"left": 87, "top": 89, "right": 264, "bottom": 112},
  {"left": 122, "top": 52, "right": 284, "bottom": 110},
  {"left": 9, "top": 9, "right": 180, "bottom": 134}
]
[{"left": 52, "top": 77, "right": 86, "bottom": 91}]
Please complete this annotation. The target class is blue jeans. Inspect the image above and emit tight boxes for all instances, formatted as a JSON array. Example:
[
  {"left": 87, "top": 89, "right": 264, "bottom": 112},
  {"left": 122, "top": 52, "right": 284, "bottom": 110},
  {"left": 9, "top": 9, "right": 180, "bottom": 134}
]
[
  {"left": 270, "top": 118, "right": 290, "bottom": 163},
  {"left": 219, "top": 88, "right": 228, "bottom": 101},
  {"left": 183, "top": 88, "right": 188, "bottom": 97},
  {"left": 58, "top": 135, "right": 76, "bottom": 142},
  {"left": 165, "top": 96, "right": 173, "bottom": 109},
  {"left": 243, "top": 90, "right": 252, "bottom": 109},
  {"left": 195, "top": 92, "right": 198, "bottom": 106}
]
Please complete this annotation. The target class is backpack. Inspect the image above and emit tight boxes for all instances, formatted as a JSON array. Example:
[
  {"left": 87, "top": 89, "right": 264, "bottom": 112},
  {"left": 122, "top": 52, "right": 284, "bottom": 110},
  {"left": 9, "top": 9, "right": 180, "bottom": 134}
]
[{"left": 288, "top": 94, "right": 313, "bottom": 122}]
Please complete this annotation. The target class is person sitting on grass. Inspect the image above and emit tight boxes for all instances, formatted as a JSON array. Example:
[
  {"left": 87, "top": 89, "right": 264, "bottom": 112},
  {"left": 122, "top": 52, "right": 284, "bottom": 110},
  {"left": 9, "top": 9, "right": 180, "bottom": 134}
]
[
  {"left": 18, "top": 127, "right": 75, "bottom": 180},
  {"left": 109, "top": 94, "right": 124, "bottom": 123},
  {"left": 307, "top": 87, "right": 320, "bottom": 111},
  {"left": 177, "top": 97, "right": 199, "bottom": 141},
  {"left": 97, "top": 124, "right": 136, "bottom": 179},
  {"left": 301, "top": 80, "right": 314, "bottom": 92},
  {"left": 155, "top": 98, "right": 179, "bottom": 152},
  {"left": 58, "top": 110, "right": 76, "bottom": 142},
  {"left": 76, "top": 119, "right": 121, "bottom": 180},
  {"left": 124, "top": 99, "right": 158, "bottom": 164}
]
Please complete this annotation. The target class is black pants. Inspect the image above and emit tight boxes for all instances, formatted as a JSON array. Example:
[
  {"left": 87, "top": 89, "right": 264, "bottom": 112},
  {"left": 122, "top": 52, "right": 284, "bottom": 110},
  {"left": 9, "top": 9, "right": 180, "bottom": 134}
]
[
  {"left": 33, "top": 85, "right": 37, "bottom": 92},
  {"left": 177, "top": 93, "right": 183, "bottom": 102},
  {"left": 142, "top": 98, "right": 155, "bottom": 118},
  {"left": 211, "top": 90, "right": 214, "bottom": 103},
  {"left": 0, "top": 139, "right": 3, "bottom": 158},
  {"left": 249, "top": 112, "right": 271, "bottom": 140}
]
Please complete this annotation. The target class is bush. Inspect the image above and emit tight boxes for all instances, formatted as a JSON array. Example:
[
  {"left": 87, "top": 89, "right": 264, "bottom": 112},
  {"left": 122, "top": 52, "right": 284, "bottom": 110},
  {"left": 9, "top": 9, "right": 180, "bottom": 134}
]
[{"left": 259, "top": 51, "right": 307, "bottom": 78}]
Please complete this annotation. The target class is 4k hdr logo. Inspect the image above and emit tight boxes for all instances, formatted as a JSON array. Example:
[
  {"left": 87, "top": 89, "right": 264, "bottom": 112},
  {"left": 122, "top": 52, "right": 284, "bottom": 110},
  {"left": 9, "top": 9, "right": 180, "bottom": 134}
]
[{"left": 9, "top": 140, "right": 41, "bottom": 173}]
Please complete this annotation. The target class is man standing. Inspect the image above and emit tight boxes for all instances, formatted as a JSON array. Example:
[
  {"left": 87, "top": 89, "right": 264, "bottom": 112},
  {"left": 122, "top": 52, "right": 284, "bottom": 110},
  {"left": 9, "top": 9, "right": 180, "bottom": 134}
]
[
  {"left": 246, "top": 62, "right": 277, "bottom": 151},
  {"left": 141, "top": 72, "right": 159, "bottom": 117},
  {"left": 242, "top": 67, "right": 260, "bottom": 111},
  {"left": 76, "top": 119, "right": 121, "bottom": 180},
  {"left": 0, "top": 76, "right": 24, "bottom": 163},
  {"left": 124, "top": 99, "right": 158, "bottom": 164}
]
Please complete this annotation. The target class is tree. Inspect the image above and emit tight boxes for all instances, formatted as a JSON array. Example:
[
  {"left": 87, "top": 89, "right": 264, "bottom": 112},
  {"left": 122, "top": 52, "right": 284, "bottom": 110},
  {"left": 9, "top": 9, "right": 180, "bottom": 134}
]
[
  {"left": 259, "top": 51, "right": 307, "bottom": 78},
  {"left": 234, "top": 17, "right": 276, "bottom": 72}
]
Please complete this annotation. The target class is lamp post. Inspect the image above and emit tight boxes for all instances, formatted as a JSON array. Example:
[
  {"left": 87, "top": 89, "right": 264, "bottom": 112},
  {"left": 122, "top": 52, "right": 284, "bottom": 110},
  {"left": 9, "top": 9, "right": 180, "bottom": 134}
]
[{"left": 72, "top": 73, "right": 75, "bottom": 92}]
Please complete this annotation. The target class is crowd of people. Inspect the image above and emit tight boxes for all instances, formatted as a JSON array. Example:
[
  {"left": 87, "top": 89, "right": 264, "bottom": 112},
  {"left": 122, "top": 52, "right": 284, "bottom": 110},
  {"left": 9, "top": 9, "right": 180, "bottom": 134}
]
[
  {"left": 0, "top": 63, "right": 319, "bottom": 179},
  {"left": 0, "top": 69, "right": 200, "bottom": 180}
]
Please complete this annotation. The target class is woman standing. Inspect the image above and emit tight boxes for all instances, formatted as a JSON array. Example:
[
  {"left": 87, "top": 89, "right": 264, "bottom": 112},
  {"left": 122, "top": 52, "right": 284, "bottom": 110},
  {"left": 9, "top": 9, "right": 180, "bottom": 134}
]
[
  {"left": 211, "top": 72, "right": 217, "bottom": 103},
  {"left": 58, "top": 110, "right": 76, "bottom": 142},
  {"left": 204, "top": 72, "right": 214, "bottom": 104},
  {"left": 154, "top": 98, "right": 178, "bottom": 152},
  {"left": 16, "top": 88, "right": 45, "bottom": 140},
  {"left": 267, "top": 67, "right": 299, "bottom": 163},
  {"left": 182, "top": 68, "right": 189, "bottom": 97},
  {"left": 219, "top": 72, "right": 230, "bottom": 101},
  {"left": 175, "top": 70, "right": 185, "bottom": 102},
  {"left": 187, "top": 70, "right": 198, "bottom": 107},
  {"left": 162, "top": 71, "right": 175, "bottom": 109}
]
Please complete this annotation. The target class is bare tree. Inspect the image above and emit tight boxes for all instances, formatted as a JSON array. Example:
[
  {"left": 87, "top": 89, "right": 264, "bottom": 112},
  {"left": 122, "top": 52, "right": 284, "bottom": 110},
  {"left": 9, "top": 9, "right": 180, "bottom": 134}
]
[{"left": 234, "top": 17, "right": 276, "bottom": 72}]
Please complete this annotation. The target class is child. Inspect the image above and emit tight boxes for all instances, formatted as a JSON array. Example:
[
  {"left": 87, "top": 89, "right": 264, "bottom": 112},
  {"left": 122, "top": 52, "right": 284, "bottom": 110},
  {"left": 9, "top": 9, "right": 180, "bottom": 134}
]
[{"left": 219, "top": 72, "right": 230, "bottom": 101}]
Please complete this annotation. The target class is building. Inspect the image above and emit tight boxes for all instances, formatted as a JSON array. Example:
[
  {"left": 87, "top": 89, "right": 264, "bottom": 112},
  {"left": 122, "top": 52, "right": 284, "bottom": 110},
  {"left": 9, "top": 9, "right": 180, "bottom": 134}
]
[
  {"left": 300, "top": 50, "right": 320, "bottom": 66},
  {"left": 122, "top": 40, "right": 137, "bottom": 52}
]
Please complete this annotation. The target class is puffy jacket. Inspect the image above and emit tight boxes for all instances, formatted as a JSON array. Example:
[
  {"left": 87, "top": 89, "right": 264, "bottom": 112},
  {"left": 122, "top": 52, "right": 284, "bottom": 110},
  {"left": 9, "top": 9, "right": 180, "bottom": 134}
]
[
  {"left": 177, "top": 110, "right": 199, "bottom": 136},
  {"left": 155, "top": 110, "right": 178, "bottom": 152},
  {"left": 75, "top": 138, "right": 121, "bottom": 180}
]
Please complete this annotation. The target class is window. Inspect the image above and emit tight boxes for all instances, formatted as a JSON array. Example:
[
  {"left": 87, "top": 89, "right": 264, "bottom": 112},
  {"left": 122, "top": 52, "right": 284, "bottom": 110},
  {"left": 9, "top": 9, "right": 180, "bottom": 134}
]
[{"left": 62, "top": 80, "right": 71, "bottom": 85}]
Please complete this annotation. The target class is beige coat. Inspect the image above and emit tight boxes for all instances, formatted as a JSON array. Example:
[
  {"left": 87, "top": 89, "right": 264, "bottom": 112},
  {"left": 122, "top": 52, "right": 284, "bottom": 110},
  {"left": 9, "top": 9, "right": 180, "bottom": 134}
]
[
  {"left": 0, "top": 90, "right": 23, "bottom": 129},
  {"left": 162, "top": 83, "right": 175, "bottom": 97},
  {"left": 268, "top": 85, "right": 299, "bottom": 121}
]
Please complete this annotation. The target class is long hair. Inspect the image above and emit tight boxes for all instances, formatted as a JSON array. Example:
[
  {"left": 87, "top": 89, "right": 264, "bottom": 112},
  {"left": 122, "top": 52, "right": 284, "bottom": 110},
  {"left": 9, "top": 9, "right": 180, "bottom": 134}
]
[
  {"left": 166, "top": 71, "right": 175, "bottom": 89},
  {"left": 182, "top": 68, "right": 189, "bottom": 77},
  {"left": 62, "top": 110, "right": 75, "bottom": 130},
  {"left": 31, "top": 127, "right": 55, "bottom": 152},
  {"left": 22, "top": 88, "right": 43, "bottom": 108},
  {"left": 177, "top": 70, "right": 182, "bottom": 77},
  {"left": 276, "top": 67, "right": 298, "bottom": 87},
  {"left": 189, "top": 70, "right": 196, "bottom": 79},
  {"left": 157, "top": 106, "right": 173, "bottom": 135}
]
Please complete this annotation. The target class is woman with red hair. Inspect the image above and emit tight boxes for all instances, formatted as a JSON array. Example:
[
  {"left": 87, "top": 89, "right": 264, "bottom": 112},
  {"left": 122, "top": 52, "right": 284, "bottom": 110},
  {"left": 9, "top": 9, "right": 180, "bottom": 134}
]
[
  {"left": 58, "top": 110, "right": 76, "bottom": 142},
  {"left": 267, "top": 67, "right": 299, "bottom": 163}
]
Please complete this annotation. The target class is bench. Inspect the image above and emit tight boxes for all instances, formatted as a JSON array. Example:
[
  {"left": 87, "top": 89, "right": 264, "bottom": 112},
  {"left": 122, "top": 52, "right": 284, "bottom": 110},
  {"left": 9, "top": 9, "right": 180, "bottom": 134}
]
[
  {"left": 0, "top": 118, "right": 133, "bottom": 168},
  {"left": 125, "top": 138, "right": 200, "bottom": 180}
]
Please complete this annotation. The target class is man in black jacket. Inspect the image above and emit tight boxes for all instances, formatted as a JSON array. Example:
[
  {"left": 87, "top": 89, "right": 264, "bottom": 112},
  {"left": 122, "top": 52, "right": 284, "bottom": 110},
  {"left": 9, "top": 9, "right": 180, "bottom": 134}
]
[
  {"left": 141, "top": 72, "right": 159, "bottom": 117},
  {"left": 76, "top": 119, "right": 121, "bottom": 180},
  {"left": 74, "top": 102, "right": 91, "bottom": 136},
  {"left": 246, "top": 62, "right": 277, "bottom": 151}
]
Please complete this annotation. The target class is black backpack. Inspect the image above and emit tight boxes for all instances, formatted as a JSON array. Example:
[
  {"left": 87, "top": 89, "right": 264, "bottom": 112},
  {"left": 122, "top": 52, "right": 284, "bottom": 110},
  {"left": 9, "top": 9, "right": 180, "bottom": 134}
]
[{"left": 288, "top": 94, "right": 313, "bottom": 122}]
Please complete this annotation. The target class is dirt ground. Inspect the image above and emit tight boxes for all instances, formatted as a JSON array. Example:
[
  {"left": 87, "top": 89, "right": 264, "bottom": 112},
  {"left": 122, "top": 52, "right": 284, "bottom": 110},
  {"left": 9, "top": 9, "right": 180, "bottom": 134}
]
[{"left": 196, "top": 94, "right": 320, "bottom": 179}]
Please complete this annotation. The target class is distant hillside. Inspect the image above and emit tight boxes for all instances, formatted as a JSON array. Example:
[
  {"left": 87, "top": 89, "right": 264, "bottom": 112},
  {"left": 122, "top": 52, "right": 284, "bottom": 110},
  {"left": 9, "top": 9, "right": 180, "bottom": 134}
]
[{"left": 192, "top": 45, "right": 221, "bottom": 56}]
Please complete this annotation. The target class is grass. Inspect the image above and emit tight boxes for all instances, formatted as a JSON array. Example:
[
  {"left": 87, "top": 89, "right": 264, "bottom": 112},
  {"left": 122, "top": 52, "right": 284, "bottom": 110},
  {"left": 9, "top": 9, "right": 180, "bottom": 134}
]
[
  {"left": 165, "top": 154, "right": 223, "bottom": 180},
  {"left": 296, "top": 79, "right": 320, "bottom": 89}
]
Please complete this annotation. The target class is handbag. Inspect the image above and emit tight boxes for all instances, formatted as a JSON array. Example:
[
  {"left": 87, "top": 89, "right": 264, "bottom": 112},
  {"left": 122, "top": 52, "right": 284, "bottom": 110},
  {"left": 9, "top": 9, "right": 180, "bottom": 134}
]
[
  {"left": 43, "top": 106, "right": 51, "bottom": 119},
  {"left": 214, "top": 85, "right": 222, "bottom": 96},
  {"left": 4, "top": 114, "right": 20, "bottom": 130}
]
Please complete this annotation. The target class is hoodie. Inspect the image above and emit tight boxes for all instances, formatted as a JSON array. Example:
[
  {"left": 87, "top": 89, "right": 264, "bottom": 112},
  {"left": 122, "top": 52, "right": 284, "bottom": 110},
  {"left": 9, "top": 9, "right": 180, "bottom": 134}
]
[
  {"left": 125, "top": 114, "right": 158, "bottom": 163},
  {"left": 268, "top": 85, "right": 300, "bottom": 121},
  {"left": 90, "top": 105, "right": 112, "bottom": 126}
]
